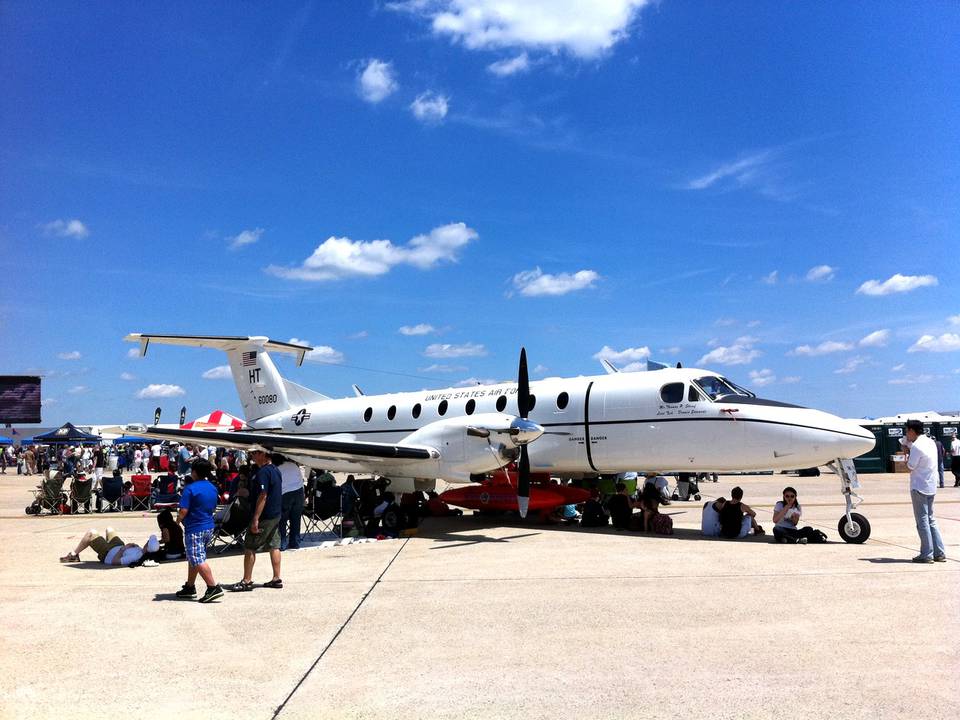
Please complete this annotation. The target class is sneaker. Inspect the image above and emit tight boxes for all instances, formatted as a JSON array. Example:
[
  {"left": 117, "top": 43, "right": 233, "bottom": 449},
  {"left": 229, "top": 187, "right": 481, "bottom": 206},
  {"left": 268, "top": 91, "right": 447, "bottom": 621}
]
[
  {"left": 933, "top": 555, "right": 947, "bottom": 563},
  {"left": 175, "top": 583, "right": 197, "bottom": 599},
  {"left": 912, "top": 556, "right": 934, "bottom": 564},
  {"left": 798, "top": 537, "right": 808, "bottom": 544},
  {"left": 198, "top": 584, "right": 224, "bottom": 603}
]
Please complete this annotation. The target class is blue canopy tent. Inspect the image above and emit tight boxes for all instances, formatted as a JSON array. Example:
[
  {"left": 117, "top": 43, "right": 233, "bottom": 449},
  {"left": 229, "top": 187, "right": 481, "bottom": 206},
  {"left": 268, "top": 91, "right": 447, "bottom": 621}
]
[
  {"left": 0, "top": 436, "right": 13, "bottom": 445},
  {"left": 31, "top": 422, "right": 102, "bottom": 445},
  {"left": 112, "top": 435, "right": 153, "bottom": 444}
]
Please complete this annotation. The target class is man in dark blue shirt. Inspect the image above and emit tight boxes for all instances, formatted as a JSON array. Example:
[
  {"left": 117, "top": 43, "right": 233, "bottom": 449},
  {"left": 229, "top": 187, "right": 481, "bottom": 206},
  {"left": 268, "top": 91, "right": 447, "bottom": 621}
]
[
  {"left": 228, "top": 445, "right": 284, "bottom": 591},
  {"left": 175, "top": 459, "right": 223, "bottom": 603}
]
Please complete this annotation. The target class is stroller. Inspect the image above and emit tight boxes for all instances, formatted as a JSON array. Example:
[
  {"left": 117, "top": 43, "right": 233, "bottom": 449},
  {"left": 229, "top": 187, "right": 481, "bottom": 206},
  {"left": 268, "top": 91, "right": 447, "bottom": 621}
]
[
  {"left": 26, "top": 472, "right": 69, "bottom": 515},
  {"left": 670, "top": 473, "right": 702, "bottom": 502},
  {"left": 70, "top": 475, "right": 94, "bottom": 514}
]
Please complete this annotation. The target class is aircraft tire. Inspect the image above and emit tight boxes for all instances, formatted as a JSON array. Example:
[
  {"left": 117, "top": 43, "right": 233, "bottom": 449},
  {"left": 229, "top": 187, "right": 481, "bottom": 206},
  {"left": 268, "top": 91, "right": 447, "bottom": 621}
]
[{"left": 838, "top": 513, "right": 871, "bottom": 543}]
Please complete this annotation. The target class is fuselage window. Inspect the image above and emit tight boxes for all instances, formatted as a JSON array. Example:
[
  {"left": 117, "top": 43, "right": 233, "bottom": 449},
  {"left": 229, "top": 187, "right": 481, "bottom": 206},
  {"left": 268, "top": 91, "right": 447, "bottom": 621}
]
[
  {"left": 528, "top": 395, "right": 536, "bottom": 411},
  {"left": 412, "top": 403, "right": 422, "bottom": 419},
  {"left": 387, "top": 405, "right": 397, "bottom": 420},
  {"left": 496, "top": 395, "right": 507, "bottom": 412},
  {"left": 438, "top": 400, "right": 448, "bottom": 416},
  {"left": 660, "top": 383, "right": 684, "bottom": 404},
  {"left": 363, "top": 407, "right": 373, "bottom": 422},
  {"left": 556, "top": 391, "right": 569, "bottom": 410},
  {"left": 465, "top": 399, "right": 476, "bottom": 415}
]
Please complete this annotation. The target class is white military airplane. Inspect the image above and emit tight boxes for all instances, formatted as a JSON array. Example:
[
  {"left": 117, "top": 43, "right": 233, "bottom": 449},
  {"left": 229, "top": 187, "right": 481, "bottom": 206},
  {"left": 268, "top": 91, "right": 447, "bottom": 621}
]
[{"left": 125, "top": 333, "right": 876, "bottom": 541}]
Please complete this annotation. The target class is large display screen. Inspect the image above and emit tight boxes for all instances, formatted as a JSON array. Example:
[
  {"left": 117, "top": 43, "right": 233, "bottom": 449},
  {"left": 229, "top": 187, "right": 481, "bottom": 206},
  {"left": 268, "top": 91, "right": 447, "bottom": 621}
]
[{"left": 0, "top": 376, "right": 42, "bottom": 423}]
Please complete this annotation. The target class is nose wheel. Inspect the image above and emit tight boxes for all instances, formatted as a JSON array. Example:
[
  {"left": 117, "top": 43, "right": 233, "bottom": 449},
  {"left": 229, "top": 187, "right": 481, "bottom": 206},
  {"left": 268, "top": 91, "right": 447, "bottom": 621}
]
[{"left": 838, "top": 512, "right": 870, "bottom": 543}]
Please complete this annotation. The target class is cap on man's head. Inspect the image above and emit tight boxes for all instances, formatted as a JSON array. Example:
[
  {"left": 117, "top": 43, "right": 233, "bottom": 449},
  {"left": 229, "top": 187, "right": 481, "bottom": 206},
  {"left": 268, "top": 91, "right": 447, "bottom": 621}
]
[{"left": 248, "top": 444, "right": 270, "bottom": 454}]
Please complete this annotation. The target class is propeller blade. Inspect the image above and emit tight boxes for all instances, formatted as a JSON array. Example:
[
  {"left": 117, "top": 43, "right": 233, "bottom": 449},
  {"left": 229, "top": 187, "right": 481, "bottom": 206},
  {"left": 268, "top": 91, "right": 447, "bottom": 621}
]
[
  {"left": 517, "top": 347, "right": 529, "bottom": 419},
  {"left": 517, "top": 445, "right": 530, "bottom": 518}
]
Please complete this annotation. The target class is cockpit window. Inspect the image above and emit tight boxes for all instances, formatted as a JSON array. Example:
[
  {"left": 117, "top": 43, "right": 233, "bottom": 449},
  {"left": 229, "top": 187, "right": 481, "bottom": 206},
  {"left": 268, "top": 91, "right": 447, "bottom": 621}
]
[
  {"left": 688, "top": 385, "right": 703, "bottom": 402},
  {"left": 660, "top": 382, "right": 685, "bottom": 404},
  {"left": 694, "top": 376, "right": 748, "bottom": 401}
]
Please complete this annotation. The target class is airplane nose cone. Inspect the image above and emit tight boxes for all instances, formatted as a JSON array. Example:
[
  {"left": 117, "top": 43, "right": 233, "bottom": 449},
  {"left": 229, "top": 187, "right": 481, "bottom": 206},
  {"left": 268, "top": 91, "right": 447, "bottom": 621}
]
[{"left": 839, "top": 421, "right": 876, "bottom": 459}]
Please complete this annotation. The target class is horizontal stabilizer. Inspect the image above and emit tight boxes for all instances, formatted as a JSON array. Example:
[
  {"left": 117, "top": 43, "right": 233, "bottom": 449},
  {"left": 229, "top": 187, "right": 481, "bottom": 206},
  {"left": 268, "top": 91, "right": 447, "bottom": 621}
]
[{"left": 124, "top": 333, "right": 313, "bottom": 366}]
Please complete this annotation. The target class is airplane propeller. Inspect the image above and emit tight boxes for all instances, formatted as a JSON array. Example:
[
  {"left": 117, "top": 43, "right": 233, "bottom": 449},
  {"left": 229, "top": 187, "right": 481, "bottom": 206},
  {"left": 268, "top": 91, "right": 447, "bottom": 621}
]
[{"left": 516, "top": 347, "right": 532, "bottom": 518}]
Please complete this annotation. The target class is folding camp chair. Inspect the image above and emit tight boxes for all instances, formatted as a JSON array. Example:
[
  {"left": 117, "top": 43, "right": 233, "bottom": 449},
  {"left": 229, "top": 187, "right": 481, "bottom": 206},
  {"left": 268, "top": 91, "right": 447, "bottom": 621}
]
[
  {"left": 302, "top": 482, "right": 343, "bottom": 539},
  {"left": 97, "top": 474, "right": 123, "bottom": 513},
  {"left": 26, "top": 471, "right": 68, "bottom": 515},
  {"left": 70, "top": 475, "right": 94, "bottom": 514},
  {"left": 129, "top": 475, "right": 152, "bottom": 511},
  {"left": 207, "top": 498, "right": 248, "bottom": 554}
]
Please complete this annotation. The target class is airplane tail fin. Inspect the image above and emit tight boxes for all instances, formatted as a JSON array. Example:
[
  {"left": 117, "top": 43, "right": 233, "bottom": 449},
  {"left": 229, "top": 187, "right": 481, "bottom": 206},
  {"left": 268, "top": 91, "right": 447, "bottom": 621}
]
[{"left": 124, "top": 334, "right": 330, "bottom": 423}]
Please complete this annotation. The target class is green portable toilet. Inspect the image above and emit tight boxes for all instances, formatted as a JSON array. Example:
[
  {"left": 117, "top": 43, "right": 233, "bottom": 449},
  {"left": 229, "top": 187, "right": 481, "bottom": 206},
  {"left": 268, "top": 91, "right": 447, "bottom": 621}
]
[{"left": 853, "top": 424, "right": 885, "bottom": 474}]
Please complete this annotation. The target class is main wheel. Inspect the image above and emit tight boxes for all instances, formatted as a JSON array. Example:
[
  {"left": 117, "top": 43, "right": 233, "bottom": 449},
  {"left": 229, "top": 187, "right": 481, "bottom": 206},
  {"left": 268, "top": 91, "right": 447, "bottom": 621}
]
[{"left": 838, "top": 513, "right": 871, "bottom": 543}]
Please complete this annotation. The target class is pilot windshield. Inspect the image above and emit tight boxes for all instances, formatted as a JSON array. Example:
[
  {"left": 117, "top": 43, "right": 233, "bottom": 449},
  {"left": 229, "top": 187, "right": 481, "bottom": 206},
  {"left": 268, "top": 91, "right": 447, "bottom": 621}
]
[{"left": 694, "top": 376, "right": 751, "bottom": 401}]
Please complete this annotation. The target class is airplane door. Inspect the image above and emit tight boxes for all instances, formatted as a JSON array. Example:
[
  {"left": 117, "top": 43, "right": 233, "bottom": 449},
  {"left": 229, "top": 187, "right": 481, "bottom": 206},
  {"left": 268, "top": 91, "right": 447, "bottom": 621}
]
[{"left": 589, "top": 380, "right": 656, "bottom": 471}]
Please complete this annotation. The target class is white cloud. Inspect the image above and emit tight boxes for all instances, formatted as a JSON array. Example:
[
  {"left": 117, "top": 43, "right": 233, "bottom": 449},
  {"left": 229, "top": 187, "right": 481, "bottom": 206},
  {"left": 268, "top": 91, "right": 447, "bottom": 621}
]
[
  {"left": 834, "top": 356, "right": 868, "bottom": 375},
  {"left": 714, "top": 317, "right": 736, "bottom": 327},
  {"left": 349, "top": 330, "right": 369, "bottom": 339},
  {"left": 662, "top": 346, "right": 682, "bottom": 355},
  {"left": 533, "top": 364, "right": 548, "bottom": 374},
  {"left": 358, "top": 58, "right": 398, "bottom": 103},
  {"left": 202, "top": 365, "right": 233, "bottom": 380},
  {"left": 761, "top": 270, "right": 778, "bottom": 285},
  {"left": 856, "top": 273, "right": 938, "bottom": 296},
  {"left": 891, "top": 363, "right": 906, "bottom": 372},
  {"left": 41, "top": 218, "right": 89, "bottom": 239},
  {"left": 420, "top": 363, "right": 467, "bottom": 373},
  {"left": 790, "top": 341, "right": 854, "bottom": 357},
  {"left": 136, "top": 384, "right": 186, "bottom": 399},
  {"left": 391, "top": 0, "right": 653, "bottom": 58},
  {"left": 748, "top": 368, "right": 776, "bottom": 387},
  {"left": 410, "top": 91, "right": 449, "bottom": 123},
  {"left": 781, "top": 376, "right": 801, "bottom": 384},
  {"left": 889, "top": 374, "right": 935, "bottom": 385},
  {"left": 858, "top": 329, "right": 890, "bottom": 348},
  {"left": 267, "top": 222, "right": 477, "bottom": 282},
  {"left": 686, "top": 150, "right": 773, "bottom": 191},
  {"left": 399, "top": 324, "right": 437, "bottom": 336},
  {"left": 593, "top": 346, "right": 651, "bottom": 365},
  {"left": 288, "top": 338, "right": 345, "bottom": 363},
  {"left": 698, "top": 337, "right": 761, "bottom": 366},
  {"left": 57, "top": 350, "right": 82, "bottom": 361},
  {"left": 127, "top": 348, "right": 142, "bottom": 358},
  {"left": 424, "top": 342, "right": 487, "bottom": 358},
  {"left": 908, "top": 333, "right": 960, "bottom": 353},
  {"left": 487, "top": 52, "right": 530, "bottom": 76},
  {"left": 119, "top": 372, "right": 136, "bottom": 381},
  {"left": 228, "top": 227, "right": 264, "bottom": 250},
  {"left": 948, "top": 314, "right": 960, "bottom": 326},
  {"left": 67, "top": 385, "right": 89, "bottom": 395},
  {"left": 41, "top": 397, "right": 57, "bottom": 406},
  {"left": 511, "top": 267, "right": 599, "bottom": 296},
  {"left": 806, "top": 265, "right": 836, "bottom": 282}
]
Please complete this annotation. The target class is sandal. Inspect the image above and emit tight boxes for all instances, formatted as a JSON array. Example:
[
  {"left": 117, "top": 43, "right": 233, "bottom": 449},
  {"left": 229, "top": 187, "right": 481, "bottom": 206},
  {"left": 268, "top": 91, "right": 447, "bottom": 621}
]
[
  {"left": 226, "top": 580, "right": 254, "bottom": 592},
  {"left": 754, "top": 525, "right": 766, "bottom": 536},
  {"left": 60, "top": 553, "right": 80, "bottom": 563},
  {"left": 263, "top": 578, "right": 283, "bottom": 589}
]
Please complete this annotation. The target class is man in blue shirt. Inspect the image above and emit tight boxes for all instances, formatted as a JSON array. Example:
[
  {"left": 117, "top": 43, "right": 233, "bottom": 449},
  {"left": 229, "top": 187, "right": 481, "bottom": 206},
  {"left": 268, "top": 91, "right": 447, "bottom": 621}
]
[
  {"left": 175, "top": 459, "right": 223, "bottom": 603},
  {"left": 228, "top": 445, "right": 284, "bottom": 591}
]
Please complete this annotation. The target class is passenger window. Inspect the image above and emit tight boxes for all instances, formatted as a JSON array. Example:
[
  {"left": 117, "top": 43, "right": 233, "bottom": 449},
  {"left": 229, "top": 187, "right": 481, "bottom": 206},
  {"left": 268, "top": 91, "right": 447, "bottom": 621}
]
[
  {"left": 387, "top": 405, "right": 397, "bottom": 420},
  {"left": 465, "top": 399, "right": 476, "bottom": 415},
  {"left": 556, "top": 392, "right": 569, "bottom": 410},
  {"left": 688, "top": 386, "right": 701, "bottom": 402},
  {"left": 438, "top": 400, "right": 448, "bottom": 416},
  {"left": 363, "top": 407, "right": 373, "bottom": 422},
  {"left": 412, "top": 403, "right": 421, "bottom": 419},
  {"left": 660, "top": 383, "right": 684, "bottom": 404},
  {"left": 496, "top": 395, "right": 507, "bottom": 412},
  {"left": 528, "top": 395, "right": 537, "bottom": 411}
]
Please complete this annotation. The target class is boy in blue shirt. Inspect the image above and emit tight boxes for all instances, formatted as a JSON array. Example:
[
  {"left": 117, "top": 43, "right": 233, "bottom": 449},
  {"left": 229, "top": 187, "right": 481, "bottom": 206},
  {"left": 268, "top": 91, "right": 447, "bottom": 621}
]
[{"left": 175, "top": 459, "right": 223, "bottom": 603}]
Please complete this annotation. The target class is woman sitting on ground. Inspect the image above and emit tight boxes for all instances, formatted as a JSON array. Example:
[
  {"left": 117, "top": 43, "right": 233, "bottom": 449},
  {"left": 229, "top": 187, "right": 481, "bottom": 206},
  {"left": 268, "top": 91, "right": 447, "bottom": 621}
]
[
  {"left": 60, "top": 528, "right": 159, "bottom": 566},
  {"left": 156, "top": 509, "right": 185, "bottom": 559},
  {"left": 772, "top": 486, "right": 804, "bottom": 543}
]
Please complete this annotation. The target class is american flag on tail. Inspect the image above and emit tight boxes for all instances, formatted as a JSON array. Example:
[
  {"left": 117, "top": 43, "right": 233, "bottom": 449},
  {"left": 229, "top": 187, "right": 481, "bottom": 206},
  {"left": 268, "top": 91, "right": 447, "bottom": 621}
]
[{"left": 241, "top": 351, "right": 257, "bottom": 367}]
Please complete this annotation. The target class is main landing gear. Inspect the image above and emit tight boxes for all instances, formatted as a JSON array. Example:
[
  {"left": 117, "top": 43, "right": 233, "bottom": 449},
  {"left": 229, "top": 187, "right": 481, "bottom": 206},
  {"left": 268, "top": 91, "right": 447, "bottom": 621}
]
[{"left": 828, "top": 458, "right": 871, "bottom": 543}]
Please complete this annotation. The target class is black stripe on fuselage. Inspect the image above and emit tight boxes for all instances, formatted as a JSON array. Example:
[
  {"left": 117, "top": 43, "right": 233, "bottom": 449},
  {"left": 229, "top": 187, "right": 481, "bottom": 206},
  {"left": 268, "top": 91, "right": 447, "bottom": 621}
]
[{"left": 583, "top": 381, "right": 598, "bottom": 472}]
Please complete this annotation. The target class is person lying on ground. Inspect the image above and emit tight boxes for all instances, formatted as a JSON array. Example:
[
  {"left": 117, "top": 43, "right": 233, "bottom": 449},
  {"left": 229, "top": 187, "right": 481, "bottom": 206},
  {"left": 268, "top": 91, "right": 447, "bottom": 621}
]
[
  {"left": 59, "top": 528, "right": 159, "bottom": 566},
  {"left": 719, "top": 486, "right": 765, "bottom": 538}
]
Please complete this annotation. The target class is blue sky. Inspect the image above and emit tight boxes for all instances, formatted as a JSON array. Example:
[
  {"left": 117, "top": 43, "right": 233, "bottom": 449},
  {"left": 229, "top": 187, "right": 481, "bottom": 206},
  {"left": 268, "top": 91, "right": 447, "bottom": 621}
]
[{"left": 2, "top": 0, "right": 958, "bottom": 425}]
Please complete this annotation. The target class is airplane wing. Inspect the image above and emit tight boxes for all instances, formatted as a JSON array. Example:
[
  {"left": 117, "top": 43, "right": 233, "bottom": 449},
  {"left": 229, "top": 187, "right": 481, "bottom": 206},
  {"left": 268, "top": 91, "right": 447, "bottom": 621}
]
[{"left": 130, "top": 426, "right": 433, "bottom": 465}]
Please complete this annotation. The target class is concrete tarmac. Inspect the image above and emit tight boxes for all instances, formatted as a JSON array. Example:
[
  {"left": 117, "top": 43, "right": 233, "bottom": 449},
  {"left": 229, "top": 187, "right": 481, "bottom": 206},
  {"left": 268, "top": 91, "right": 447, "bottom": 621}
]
[{"left": 1, "top": 470, "right": 958, "bottom": 719}]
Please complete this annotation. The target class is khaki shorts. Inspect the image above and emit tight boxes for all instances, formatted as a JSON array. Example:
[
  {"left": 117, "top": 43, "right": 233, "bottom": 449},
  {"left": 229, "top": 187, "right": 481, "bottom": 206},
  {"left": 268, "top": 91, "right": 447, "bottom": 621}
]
[
  {"left": 89, "top": 535, "right": 124, "bottom": 562},
  {"left": 244, "top": 516, "right": 280, "bottom": 553}
]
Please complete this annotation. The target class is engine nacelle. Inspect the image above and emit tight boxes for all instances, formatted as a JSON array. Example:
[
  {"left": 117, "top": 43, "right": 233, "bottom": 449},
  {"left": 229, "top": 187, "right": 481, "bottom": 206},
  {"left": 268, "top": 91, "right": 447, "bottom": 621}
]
[{"left": 399, "top": 414, "right": 515, "bottom": 483}]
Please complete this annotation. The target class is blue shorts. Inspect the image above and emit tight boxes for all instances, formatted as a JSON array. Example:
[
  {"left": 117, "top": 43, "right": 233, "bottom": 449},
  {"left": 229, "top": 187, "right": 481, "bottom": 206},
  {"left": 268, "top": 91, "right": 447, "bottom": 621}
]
[{"left": 186, "top": 529, "right": 214, "bottom": 566}]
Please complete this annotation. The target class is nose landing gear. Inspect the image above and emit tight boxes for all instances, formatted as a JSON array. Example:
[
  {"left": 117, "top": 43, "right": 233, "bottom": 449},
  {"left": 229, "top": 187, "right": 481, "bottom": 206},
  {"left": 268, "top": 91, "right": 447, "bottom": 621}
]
[{"left": 829, "top": 458, "right": 871, "bottom": 544}]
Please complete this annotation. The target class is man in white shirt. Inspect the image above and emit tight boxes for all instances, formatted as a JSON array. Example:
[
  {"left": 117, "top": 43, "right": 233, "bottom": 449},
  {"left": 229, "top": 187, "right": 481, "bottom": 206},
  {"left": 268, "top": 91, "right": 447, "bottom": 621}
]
[
  {"left": 904, "top": 420, "right": 946, "bottom": 563},
  {"left": 274, "top": 453, "right": 305, "bottom": 550}
]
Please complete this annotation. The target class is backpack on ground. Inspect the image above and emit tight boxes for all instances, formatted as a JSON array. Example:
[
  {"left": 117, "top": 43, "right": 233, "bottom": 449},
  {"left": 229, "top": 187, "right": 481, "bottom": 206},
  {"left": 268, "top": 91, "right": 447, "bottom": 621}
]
[{"left": 799, "top": 526, "right": 828, "bottom": 543}]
